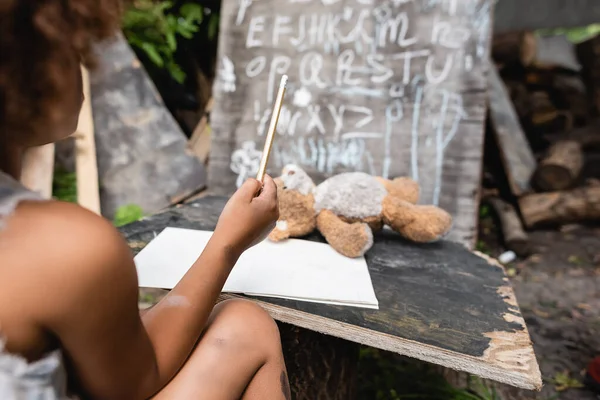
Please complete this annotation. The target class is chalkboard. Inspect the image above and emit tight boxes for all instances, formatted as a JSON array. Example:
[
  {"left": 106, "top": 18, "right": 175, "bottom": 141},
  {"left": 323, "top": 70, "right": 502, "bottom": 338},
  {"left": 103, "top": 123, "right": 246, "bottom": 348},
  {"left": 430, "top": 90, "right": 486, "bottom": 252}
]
[{"left": 208, "top": 0, "right": 493, "bottom": 247}]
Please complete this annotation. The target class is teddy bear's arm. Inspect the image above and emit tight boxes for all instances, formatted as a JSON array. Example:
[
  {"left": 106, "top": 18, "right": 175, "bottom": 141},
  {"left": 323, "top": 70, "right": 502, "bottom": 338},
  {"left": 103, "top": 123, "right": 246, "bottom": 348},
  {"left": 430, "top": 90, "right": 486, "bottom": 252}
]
[
  {"left": 381, "top": 195, "right": 452, "bottom": 243},
  {"left": 375, "top": 176, "right": 420, "bottom": 204}
]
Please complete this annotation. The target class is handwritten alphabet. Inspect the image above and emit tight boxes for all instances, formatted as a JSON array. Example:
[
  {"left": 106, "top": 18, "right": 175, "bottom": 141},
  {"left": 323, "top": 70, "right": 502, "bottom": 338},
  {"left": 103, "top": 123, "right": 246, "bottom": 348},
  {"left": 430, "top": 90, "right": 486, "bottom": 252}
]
[{"left": 218, "top": 0, "right": 490, "bottom": 205}]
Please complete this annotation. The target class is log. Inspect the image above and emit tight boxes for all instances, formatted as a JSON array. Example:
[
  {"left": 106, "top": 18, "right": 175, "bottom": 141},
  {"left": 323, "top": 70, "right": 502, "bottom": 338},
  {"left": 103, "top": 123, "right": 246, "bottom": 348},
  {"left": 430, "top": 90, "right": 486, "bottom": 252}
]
[
  {"left": 488, "top": 67, "right": 537, "bottom": 196},
  {"left": 504, "top": 80, "right": 532, "bottom": 121},
  {"left": 551, "top": 74, "right": 589, "bottom": 126},
  {"left": 533, "top": 34, "right": 580, "bottom": 72},
  {"left": 532, "top": 140, "right": 583, "bottom": 191},
  {"left": 529, "top": 91, "right": 573, "bottom": 135},
  {"left": 486, "top": 197, "right": 531, "bottom": 257},
  {"left": 278, "top": 323, "right": 359, "bottom": 400},
  {"left": 519, "top": 186, "right": 600, "bottom": 228},
  {"left": 576, "top": 35, "right": 600, "bottom": 115},
  {"left": 20, "top": 144, "right": 55, "bottom": 199},
  {"left": 492, "top": 31, "right": 537, "bottom": 67},
  {"left": 544, "top": 120, "right": 600, "bottom": 150}
]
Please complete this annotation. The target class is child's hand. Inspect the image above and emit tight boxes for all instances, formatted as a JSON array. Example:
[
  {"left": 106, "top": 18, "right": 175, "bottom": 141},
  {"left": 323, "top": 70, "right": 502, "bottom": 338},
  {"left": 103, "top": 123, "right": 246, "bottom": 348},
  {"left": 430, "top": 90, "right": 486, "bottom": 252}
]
[{"left": 213, "top": 175, "right": 279, "bottom": 257}]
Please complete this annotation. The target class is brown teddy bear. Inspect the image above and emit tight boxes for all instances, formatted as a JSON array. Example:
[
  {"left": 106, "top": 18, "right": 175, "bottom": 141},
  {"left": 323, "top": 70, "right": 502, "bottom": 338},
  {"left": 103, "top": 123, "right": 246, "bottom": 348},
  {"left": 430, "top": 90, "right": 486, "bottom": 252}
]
[{"left": 268, "top": 164, "right": 453, "bottom": 258}]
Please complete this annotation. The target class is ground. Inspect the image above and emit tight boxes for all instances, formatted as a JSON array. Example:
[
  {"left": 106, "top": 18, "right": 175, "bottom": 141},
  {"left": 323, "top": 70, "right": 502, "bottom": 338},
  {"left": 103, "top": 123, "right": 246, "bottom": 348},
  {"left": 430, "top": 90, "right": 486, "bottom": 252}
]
[{"left": 478, "top": 217, "right": 600, "bottom": 400}]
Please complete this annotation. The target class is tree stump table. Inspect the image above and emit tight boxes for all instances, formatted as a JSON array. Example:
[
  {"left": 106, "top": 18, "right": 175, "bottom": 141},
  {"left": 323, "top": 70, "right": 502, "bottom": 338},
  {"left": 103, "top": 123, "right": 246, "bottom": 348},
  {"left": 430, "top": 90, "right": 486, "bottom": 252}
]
[{"left": 120, "top": 196, "right": 542, "bottom": 399}]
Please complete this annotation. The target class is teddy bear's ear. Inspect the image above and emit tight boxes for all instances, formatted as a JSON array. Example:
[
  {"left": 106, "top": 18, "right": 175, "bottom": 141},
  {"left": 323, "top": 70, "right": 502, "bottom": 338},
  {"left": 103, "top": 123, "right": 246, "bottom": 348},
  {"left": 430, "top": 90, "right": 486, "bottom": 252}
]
[{"left": 279, "top": 164, "right": 315, "bottom": 194}]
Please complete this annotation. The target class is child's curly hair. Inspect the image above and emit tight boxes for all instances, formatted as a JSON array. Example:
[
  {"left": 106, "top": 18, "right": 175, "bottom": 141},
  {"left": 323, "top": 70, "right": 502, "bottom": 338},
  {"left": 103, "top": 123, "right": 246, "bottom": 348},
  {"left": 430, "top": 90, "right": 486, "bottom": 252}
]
[{"left": 0, "top": 0, "right": 123, "bottom": 138}]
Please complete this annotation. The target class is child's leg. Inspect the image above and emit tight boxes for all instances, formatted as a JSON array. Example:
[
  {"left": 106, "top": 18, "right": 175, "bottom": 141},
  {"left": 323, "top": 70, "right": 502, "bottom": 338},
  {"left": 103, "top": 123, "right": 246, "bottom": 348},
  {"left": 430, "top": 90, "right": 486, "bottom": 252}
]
[{"left": 151, "top": 299, "right": 290, "bottom": 400}]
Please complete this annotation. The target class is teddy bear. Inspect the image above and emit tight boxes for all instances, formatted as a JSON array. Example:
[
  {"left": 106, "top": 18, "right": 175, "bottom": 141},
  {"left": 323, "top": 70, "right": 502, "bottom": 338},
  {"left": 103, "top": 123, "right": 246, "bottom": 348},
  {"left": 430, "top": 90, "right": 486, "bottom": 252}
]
[{"left": 268, "top": 164, "right": 453, "bottom": 258}]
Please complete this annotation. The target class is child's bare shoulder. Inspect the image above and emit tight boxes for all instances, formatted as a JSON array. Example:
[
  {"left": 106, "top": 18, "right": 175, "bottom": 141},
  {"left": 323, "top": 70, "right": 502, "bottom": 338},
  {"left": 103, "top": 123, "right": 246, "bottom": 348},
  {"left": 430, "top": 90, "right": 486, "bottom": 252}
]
[{"left": 0, "top": 199, "right": 138, "bottom": 317}]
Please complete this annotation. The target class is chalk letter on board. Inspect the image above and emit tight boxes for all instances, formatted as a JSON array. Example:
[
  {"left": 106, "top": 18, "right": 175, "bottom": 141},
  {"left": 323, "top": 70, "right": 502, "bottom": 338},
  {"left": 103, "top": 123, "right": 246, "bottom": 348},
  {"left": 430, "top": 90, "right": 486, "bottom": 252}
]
[
  {"left": 327, "top": 104, "right": 346, "bottom": 141},
  {"left": 290, "top": 15, "right": 306, "bottom": 48},
  {"left": 267, "top": 56, "right": 291, "bottom": 103},
  {"left": 236, "top": 0, "right": 252, "bottom": 26},
  {"left": 306, "top": 105, "right": 326, "bottom": 135},
  {"left": 247, "top": 16, "right": 265, "bottom": 48},
  {"left": 219, "top": 56, "right": 236, "bottom": 93},
  {"left": 273, "top": 15, "right": 293, "bottom": 46},
  {"left": 336, "top": 49, "right": 362, "bottom": 86},
  {"left": 299, "top": 52, "right": 327, "bottom": 89},
  {"left": 245, "top": 56, "right": 266, "bottom": 78},
  {"left": 366, "top": 54, "right": 393, "bottom": 84},
  {"left": 378, "top": 12, "right": 416, "bottom": 48},
  {"left": 426, "top": 53, "right": 453, "bottom": 85},
  {"left": 347, "top": 106, "right": 374, "bottom": 129},
  {"left": 431, "top": 16, "right": 471, "bottom": 49},
  {"left": 393, "top": 50, "right": 430, "bottom": 84}
]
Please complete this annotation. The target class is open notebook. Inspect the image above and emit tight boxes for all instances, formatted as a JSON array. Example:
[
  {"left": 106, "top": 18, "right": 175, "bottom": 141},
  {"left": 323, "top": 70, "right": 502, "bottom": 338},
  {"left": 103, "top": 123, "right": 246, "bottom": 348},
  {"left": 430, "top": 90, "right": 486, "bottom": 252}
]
[{"left": 134, "top": 227, "right": 379, "bottom": 309}]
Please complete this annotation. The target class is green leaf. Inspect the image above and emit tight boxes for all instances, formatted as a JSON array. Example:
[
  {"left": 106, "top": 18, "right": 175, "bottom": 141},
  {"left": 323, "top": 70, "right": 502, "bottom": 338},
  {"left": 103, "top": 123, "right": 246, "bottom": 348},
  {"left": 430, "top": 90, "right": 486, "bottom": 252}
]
[
  {"left": 166, "top": 31, "right": 177, "bottom": 51},
  {"left": 180, "top": 3, "right": 204, "bottom": 24},
  {"left": 168, "top": 62, "right": 187, "bottom": 83},
  {"left": 113, "top": 204, "right": 144, "bottom": 227},
  {"left": 141, "top": 42, "right": 164, "bottom": 67}
]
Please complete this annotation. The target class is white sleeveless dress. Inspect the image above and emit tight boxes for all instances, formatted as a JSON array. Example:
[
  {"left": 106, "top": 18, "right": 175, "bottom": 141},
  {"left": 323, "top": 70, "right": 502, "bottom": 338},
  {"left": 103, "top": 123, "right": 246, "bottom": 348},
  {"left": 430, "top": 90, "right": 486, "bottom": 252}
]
[{"left": 0, "top": 171, "right": 72, "bottom": 399}]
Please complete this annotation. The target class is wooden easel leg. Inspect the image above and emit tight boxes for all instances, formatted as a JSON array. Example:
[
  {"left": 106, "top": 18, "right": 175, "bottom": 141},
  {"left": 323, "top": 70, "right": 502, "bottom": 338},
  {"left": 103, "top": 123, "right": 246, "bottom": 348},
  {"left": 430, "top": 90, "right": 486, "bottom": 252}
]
[{"left": 278, "top": 323, "right": 359, "bottom": 400}]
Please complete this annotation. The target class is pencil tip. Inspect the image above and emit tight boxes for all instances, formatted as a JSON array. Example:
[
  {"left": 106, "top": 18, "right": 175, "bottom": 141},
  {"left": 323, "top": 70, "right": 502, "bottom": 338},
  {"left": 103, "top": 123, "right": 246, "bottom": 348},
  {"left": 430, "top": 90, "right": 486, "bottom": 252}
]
[{"left": 280, "top": 75, "right": 288, "bottom": 89}]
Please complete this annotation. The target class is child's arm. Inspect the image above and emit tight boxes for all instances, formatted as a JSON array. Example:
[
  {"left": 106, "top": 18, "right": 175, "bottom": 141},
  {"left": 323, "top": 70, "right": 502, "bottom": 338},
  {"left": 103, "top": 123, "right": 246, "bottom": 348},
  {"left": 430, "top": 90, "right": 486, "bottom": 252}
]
[{"left": 11, "top": 177, "right": 277, "bottom": 399}]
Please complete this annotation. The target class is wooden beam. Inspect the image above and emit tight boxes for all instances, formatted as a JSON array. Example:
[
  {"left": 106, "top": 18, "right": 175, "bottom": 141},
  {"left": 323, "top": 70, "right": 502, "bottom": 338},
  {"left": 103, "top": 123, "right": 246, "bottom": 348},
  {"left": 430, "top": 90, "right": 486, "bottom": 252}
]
[
  {"left": 187, "top": 97, "right": 214, "bottom": 164},
  {"left": 20, "top": 144, "right": 55, "bottom": 199},
  {"left": 488, "top": 66, "right": 537, "bottom": 197},
  {"left": 74, "top": 66, "right": 101, "bottom": 215}
]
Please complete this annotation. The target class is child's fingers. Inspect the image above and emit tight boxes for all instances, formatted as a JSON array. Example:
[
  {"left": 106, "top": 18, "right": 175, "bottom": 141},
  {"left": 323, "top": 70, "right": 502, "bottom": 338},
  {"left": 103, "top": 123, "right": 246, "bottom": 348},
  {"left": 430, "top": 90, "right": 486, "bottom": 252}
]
[
  {"left": 259, "top": 175, "right": 277, "bottom": 201},
  {"left": 237, "top": 178, "right": 262, "bottom": 201}
]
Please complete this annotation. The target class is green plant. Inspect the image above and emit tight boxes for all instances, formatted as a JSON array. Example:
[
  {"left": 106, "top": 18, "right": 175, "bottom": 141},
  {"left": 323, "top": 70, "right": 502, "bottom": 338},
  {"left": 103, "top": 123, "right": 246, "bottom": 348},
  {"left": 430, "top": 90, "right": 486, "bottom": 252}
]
[
  {"left": 122, "top": 0, "right": 205, "bottom": 83},
  {"left": 547, "top": 371, "right": 584, "bottom": 392},
  {"left": 113, "top": 204, "right": 144, "bottom": 227},
  {"left": 357, "top": 347, "right": 497, "bottom": 399},
  {"left": 52, "top": 169, "right": 77, "bottom": 203},
  {"left": 537, "top": 24, "right": 600, "bottom": 44}
]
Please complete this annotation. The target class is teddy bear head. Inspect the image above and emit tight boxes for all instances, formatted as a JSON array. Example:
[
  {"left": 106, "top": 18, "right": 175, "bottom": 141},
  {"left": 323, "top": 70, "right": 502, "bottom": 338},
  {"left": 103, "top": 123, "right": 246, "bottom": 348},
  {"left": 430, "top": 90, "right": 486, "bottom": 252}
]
[{"left": 275, "top": 164, "right": 315, "bottom": 195}]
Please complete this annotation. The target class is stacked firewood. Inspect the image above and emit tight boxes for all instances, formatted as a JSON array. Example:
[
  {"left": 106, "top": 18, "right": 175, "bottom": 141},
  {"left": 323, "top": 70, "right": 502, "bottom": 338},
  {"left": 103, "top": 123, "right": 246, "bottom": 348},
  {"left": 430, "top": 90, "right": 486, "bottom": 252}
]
[{"left": 485, "top": 31, "right": 600, "bottom": 257}]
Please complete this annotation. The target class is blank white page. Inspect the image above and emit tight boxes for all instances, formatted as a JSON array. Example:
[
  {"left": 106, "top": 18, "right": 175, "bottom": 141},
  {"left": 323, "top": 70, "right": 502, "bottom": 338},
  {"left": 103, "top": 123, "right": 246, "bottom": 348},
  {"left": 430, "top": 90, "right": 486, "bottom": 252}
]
[{"left": 134, "top": 227, "right": 379, "bottom": 309}]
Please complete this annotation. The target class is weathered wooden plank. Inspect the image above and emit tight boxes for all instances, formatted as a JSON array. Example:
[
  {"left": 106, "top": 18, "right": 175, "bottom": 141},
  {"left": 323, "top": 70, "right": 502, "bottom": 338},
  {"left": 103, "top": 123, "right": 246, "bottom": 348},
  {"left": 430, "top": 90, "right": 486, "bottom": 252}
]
[
  {"left": 493, "top": 0, "right": 600, "bottom": 33},
  {"left": 74, "top": 66, "right": 101, "bottom": 214},
  {"left": 20, "top": 144, "right": 55, "bottom": 199},
  {"left": 488, "top": 66, "right": 537, "bottom": 196},
  {"left": 120, "top": 196, "right": 542, "bottom": 390},
  {"left": 90, "top": 35, "right": 206, "bottom": 218},
  {"left": 208, "top": 0, "right": 494, "bottom": 249}
]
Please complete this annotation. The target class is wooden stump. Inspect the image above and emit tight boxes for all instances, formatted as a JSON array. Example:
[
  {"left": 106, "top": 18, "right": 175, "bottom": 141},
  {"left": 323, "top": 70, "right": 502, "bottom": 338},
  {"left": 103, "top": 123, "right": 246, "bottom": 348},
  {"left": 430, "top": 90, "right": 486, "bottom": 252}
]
[
  {"left": 486, "top": 197, "right": 531, "bottom": 257},
  {"left": 519, "top": 186, "right": 600, "bottom": 228},
  {"left": 278, "top": 323, "right": 359, "bottom": 400},
  {"left": 533, "top": 140, "right": 583, "bottom": 191},
  {"left": 492, "top": 31, "right": 537, "bottom": 67}
]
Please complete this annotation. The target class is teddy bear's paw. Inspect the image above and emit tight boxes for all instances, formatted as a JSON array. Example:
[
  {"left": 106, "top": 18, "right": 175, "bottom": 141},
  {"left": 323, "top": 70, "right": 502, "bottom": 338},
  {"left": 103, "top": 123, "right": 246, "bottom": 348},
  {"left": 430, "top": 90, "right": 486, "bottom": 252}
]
[
  {"left": 398, "top": 206, "right": 453, "bottom": 243},
  {"left": 268, "top": 222, "right": 291, "bottom": 242}
]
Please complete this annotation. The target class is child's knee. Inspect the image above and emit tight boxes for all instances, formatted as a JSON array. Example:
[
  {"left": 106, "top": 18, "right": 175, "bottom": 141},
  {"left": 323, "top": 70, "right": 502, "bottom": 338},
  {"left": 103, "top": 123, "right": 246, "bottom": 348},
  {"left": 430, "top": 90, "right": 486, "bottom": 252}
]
[{"left": 210, "top": 299, "right": 281, "bottom": 352}]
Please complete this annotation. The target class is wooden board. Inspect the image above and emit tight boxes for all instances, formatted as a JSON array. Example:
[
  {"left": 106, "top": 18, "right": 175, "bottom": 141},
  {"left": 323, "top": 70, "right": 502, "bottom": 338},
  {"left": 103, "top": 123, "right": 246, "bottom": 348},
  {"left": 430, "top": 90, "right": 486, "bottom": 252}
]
[
  {"left": 20, "top": 144, "right": 55, "bottom": 199},
  {"left": 488, "top": 66, "right": 536, "bottom": 197},
  {"left": 208, "top": 0, "right": 494, "bottom": 248},
  {"left": 89, "top": 34, "right": 207, "bottom": 218},
  {"left": 493, "top": 0, "right": 600, "bottom": 34},
  {"left": 120, "top": 196, "right": 542, "bottom": 390},
  {"left": 74, "top": 66, "right": 101, "bottom": 214}
]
